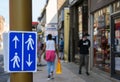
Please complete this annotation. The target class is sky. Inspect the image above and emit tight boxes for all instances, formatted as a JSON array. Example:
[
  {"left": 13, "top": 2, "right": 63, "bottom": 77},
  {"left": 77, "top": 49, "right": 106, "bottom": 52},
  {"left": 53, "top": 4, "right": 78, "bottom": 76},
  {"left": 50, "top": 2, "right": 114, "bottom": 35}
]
[
  {"left": 0, "top": 0, "right": 46, "bottom": 25},
  {"left": 0, "top": 0, "right": 9, "bottom": 24},
  {"left": 32, "top": 0, "right": 47, "bottom": 22}
]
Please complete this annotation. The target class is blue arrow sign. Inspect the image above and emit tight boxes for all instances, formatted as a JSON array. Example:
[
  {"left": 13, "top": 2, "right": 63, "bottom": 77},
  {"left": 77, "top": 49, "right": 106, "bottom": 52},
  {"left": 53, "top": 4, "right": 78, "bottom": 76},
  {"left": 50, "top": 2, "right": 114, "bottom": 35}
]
[
  {"left": 23, "top": 32, "right": 36, "bottom": 71},
  {"left": 9, "top": 32, "right": 22, "bottom": 71},
  {"left": 9, "top": 31, "right": 37, "bottom": 72}
]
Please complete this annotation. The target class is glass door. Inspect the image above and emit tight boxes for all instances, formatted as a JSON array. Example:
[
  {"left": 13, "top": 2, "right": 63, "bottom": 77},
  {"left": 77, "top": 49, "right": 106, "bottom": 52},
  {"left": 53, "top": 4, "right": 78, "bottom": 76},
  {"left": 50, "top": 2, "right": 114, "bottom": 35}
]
[{"left": 111, "top": 12, "right": 120, "bottom": 79}]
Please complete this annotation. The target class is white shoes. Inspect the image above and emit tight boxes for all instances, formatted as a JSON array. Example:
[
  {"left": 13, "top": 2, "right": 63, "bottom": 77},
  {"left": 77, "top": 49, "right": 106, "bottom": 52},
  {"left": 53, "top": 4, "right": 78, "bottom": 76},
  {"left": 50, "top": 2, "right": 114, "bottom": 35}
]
[{"left": 47, "top": 78, "right": 51, "bottom": 80}]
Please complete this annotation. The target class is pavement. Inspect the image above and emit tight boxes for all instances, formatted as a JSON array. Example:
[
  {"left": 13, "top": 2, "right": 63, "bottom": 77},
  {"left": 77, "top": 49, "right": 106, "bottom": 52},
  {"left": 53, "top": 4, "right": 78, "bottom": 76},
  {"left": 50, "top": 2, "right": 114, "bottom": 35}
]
[
  {"left": 0, "top": 48, "right": 120, "bottom": 82},
  {"left": 33, "top": 60, "right": 120, "bottom": 82}
]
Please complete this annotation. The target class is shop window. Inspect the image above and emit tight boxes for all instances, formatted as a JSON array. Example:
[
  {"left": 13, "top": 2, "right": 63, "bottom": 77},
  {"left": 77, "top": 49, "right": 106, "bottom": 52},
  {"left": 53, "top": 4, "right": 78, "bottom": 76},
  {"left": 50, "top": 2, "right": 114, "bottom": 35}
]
[
  {"left": 93, "top": 6, "right": 110, "bottom": 73},
  {"left": 113, "top": 1, "right": 120, "bottom": 13},
  {"left": 114, "top": 18, "right": 120, "bottom": 75}
]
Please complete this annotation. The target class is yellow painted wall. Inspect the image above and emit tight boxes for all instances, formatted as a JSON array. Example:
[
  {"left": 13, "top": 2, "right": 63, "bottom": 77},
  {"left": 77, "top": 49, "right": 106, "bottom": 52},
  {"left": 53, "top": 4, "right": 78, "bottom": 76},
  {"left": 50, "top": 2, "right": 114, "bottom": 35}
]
[{"left": 64, "top": 8, "right": 70, "bottom": 62}]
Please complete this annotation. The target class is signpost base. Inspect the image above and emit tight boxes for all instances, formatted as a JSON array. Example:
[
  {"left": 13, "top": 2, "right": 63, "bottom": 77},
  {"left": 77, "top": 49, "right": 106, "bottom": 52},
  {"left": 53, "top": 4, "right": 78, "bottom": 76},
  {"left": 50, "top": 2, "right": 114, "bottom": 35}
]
[{"left": 10, "top": 73, "right": 33, "bottom": 82}]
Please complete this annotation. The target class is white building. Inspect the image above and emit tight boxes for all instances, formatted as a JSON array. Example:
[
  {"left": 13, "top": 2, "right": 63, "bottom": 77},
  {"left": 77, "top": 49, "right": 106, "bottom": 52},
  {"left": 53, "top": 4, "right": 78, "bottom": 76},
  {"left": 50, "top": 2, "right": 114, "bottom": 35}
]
[{"left": 45, "top": 0, "right": 58, "bottom": 43}]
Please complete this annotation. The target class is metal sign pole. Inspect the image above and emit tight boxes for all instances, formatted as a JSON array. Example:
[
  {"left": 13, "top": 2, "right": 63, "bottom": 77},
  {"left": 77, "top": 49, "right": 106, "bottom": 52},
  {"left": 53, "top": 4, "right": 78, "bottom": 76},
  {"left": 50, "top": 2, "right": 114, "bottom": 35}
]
[{"left": 10, "top": 0, "right": 33, "bottom": 82}]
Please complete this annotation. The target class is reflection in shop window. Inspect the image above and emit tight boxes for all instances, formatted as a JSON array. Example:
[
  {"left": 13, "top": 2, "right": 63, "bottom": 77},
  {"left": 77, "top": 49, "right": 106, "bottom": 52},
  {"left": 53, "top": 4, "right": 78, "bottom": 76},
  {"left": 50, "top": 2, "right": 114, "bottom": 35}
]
[
  {"left": 113, "top": 1, "right": 120, "bottom": 12},
  {"left": 93, "top": 6, "right": 111, "bottom": 73},
  {"left": 115, "top": 18, "right": 120, "bottom": 52}
]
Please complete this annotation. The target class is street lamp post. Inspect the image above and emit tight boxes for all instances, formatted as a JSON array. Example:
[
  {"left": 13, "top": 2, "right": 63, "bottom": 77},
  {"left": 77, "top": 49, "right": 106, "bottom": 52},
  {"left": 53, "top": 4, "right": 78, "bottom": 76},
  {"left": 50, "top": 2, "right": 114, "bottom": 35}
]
[{"left": 10, "top": 0, "right": 33, "bottom": 82}]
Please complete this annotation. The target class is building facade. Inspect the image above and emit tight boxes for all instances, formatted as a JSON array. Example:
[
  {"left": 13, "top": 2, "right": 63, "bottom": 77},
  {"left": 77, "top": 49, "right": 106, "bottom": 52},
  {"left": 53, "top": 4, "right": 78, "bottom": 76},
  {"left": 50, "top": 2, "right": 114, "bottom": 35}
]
[
  {"left": 69, "top": 0, "right": 89, "bottom": 62},
  {"left": 57, "top": 0, "right": 69, "bottom": 61},
  {"left": 68, "top": 0, "right": 120, "bottom": 80},
  {"left": 45, "top": 0, "right": 58, "bottom": 43},
  {"left": 39, "top": 0, "right": 120, "bottom": 80},
  {"left": 89, "top": 0, "right": 120, "bottom": 80},
  {"left": 57, "top": 0, "right": 67, "bottom": 39}
]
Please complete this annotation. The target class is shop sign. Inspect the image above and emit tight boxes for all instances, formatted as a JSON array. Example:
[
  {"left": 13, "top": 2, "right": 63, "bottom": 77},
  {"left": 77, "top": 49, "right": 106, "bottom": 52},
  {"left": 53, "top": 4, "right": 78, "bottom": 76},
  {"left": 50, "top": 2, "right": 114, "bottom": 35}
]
[
  {"left": 115, "top": 57, "right": 120, "bottom": 71},
  {"left": 45, "top": 24, "right": 58, "bottom": 36},
  {"left": 98, "top": 15, "right": 105, "bottom": 28}
]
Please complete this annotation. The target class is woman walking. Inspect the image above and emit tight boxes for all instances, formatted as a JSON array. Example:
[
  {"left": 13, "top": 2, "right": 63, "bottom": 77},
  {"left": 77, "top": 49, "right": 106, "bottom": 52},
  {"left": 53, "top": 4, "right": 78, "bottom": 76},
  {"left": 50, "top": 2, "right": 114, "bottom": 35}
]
[{"left": 41, "top": 34, "right": 59, "bottom": 80}]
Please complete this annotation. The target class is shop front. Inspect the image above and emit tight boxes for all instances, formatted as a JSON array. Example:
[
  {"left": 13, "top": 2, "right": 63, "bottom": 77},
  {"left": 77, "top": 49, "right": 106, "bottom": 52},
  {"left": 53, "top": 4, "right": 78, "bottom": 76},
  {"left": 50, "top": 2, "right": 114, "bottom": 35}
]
[
  {"left": 91, "top": 0, "right": 120, "bottom": 79},
  {"left": 93, "top": 6, "right": 111, "bottom": 73},
  {"left": 111, "top": 11, "right": 120, "bottom": 79},
  {"left": 69, "top": 0, "right": 88, "bottom": 62},
  {"left": 111, "top": 1, "right": 120, "bottom": 79}
]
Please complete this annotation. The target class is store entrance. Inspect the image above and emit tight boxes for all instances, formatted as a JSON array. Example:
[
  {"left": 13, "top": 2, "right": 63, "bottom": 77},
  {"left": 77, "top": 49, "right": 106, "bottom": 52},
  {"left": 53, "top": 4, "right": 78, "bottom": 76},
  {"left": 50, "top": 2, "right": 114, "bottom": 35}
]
[{"left": 111, "top": 12, "right": 120, "bottom": 79}]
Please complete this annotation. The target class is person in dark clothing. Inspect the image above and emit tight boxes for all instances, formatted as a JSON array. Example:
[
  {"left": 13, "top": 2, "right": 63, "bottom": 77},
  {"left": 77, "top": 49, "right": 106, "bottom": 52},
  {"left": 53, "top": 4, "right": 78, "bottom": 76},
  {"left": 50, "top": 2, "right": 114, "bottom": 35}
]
[
  {"left": 59, "top": 38, "right": 64, "bottom": 60},
  {"left": 78, "top": 33, "right": 90, "bottom": 75}
]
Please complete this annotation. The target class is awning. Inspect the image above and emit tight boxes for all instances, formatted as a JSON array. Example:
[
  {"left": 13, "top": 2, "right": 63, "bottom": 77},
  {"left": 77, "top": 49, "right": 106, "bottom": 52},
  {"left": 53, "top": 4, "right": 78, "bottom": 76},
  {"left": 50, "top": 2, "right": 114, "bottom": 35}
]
[{"left": 32, "top": 22, "right": 38, "bottom": 25}]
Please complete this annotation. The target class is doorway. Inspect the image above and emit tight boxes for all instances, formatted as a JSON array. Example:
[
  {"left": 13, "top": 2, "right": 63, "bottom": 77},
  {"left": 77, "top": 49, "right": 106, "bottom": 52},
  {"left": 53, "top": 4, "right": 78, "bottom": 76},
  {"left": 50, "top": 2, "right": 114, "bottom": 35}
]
[{"left": 111, "top": 12, "right": 120, "bottom": 79}]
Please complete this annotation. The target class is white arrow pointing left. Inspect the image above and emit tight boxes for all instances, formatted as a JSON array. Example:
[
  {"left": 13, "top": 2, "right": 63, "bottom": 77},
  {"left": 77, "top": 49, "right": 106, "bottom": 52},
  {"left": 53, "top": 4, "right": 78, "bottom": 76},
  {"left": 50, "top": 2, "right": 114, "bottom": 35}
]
[
  {"left": 12, "top": 36, "right": 19, "bottom": 49},
  {"left": 26, "top": 54, "right": 33, "bottom": 67}
]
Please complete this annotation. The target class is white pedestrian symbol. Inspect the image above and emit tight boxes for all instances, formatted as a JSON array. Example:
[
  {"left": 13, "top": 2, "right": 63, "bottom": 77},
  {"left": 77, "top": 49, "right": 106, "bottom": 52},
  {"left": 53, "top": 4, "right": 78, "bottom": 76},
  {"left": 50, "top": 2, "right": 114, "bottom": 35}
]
[
  {"left": 25, "top": 35, "right": 34, "bottom": 50},
  {"left": 11, "top": 52, "right": 20, "bottom": 68}
]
